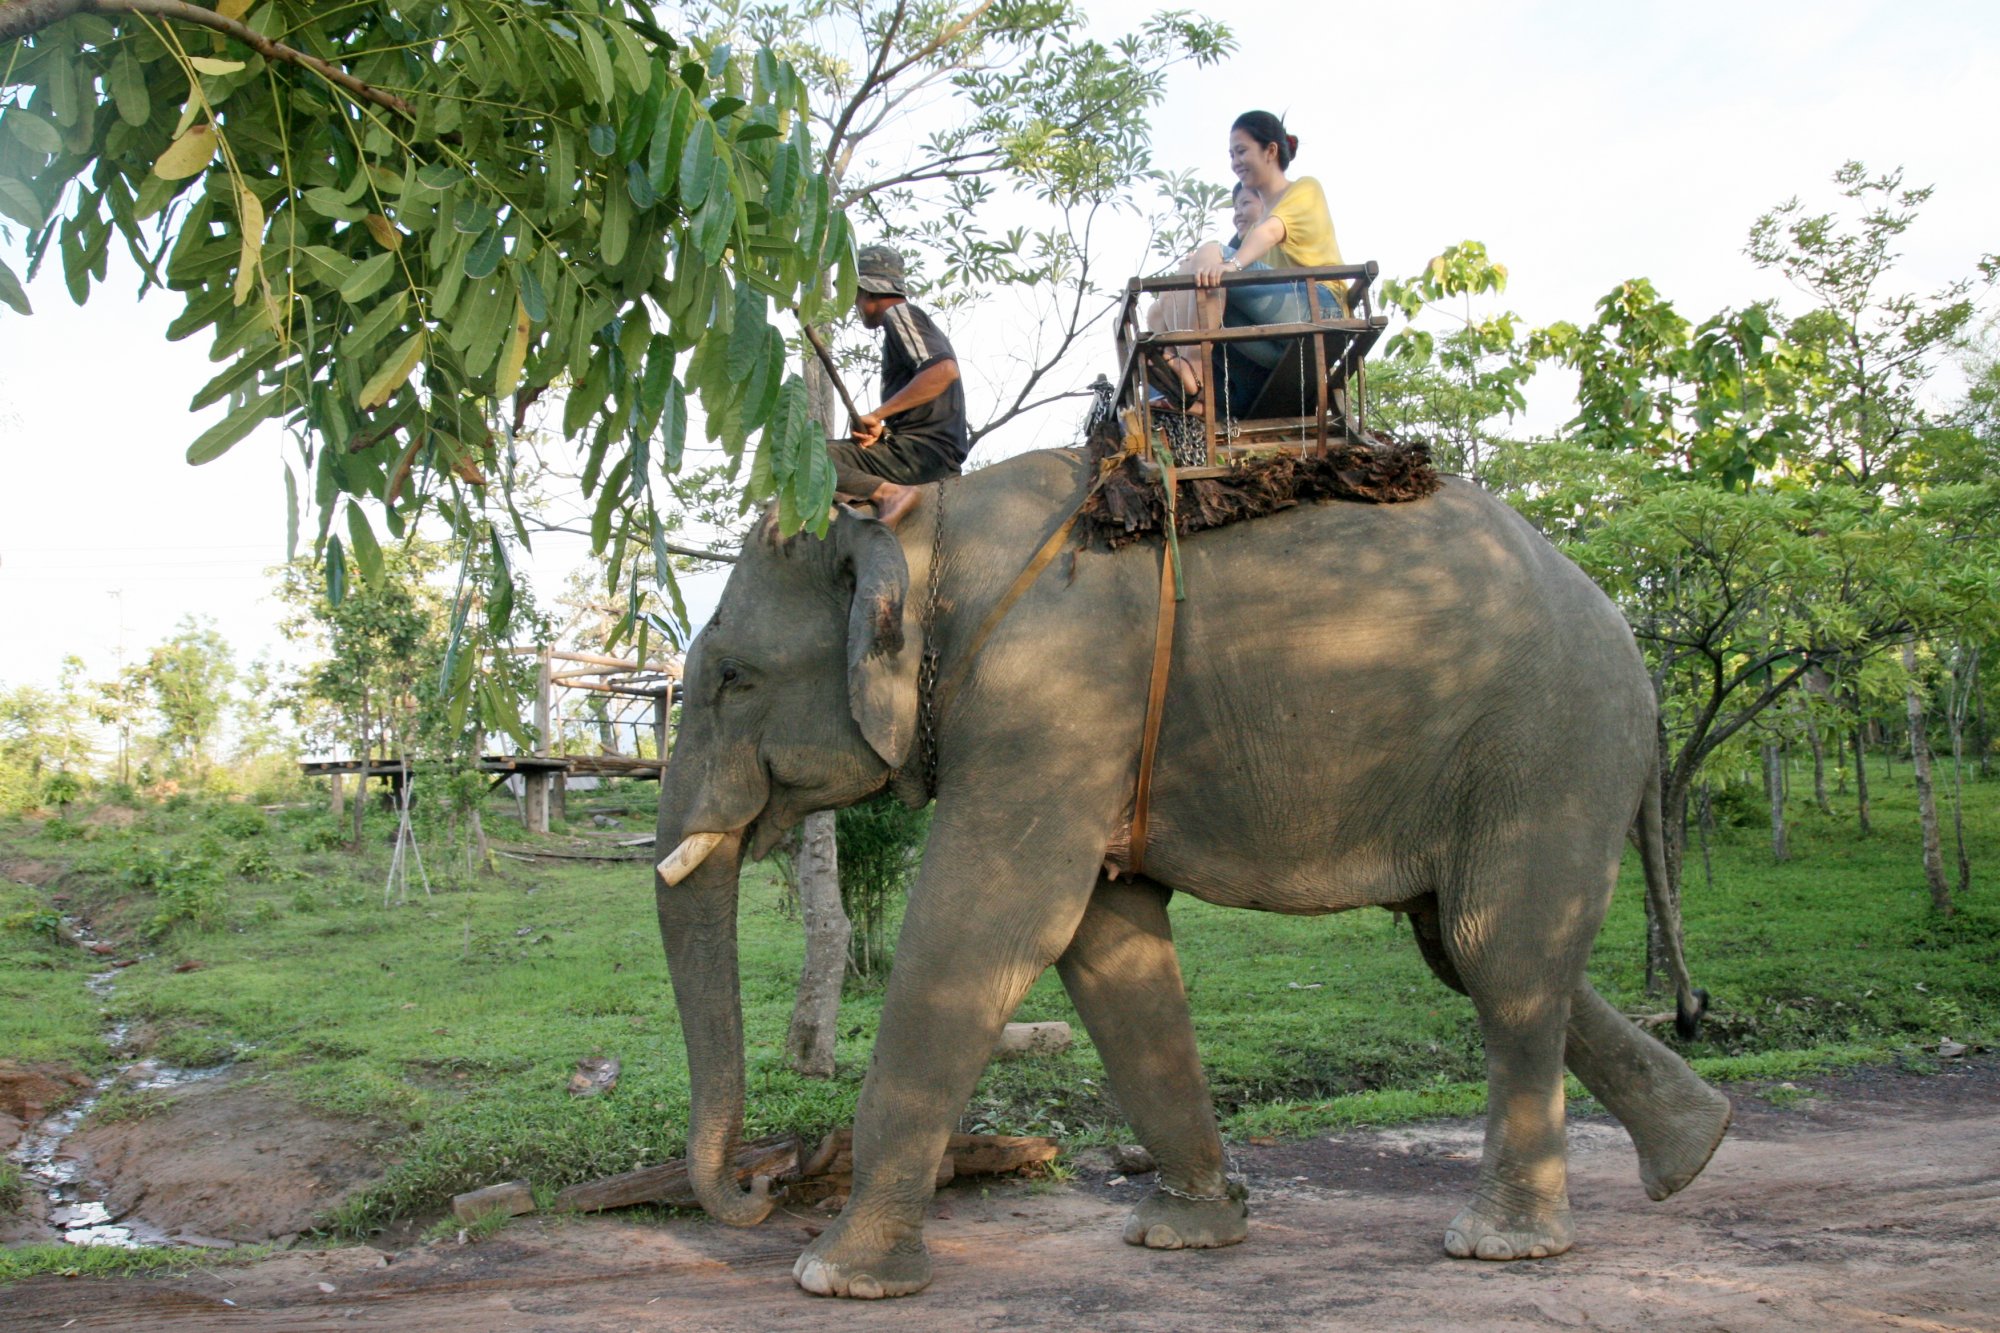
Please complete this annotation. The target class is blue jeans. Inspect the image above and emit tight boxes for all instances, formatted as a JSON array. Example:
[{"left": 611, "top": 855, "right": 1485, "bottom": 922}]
[{"left": 1213, "top": 260, "right": 1343, "bottom": 416}]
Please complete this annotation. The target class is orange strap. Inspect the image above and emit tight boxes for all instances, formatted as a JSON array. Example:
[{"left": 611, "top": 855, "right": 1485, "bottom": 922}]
[{"left": 1126, "top": 536, "right": 1178, "bottom": 878}]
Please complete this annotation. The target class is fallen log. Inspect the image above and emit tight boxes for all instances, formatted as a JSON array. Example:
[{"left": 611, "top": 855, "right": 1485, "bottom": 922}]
[
  {"left": 550, "top": 1128, "right": 1059, "bottom": 1216},
  {"left": 452, "top": 1179, "right": 536, "bottom": 1224},
  {"left": 803, "top": 1129, "right": 1058, "bottom": 1187},
  {"left": 553, "top": 1132, "right": 801, "bottom": 1214}
]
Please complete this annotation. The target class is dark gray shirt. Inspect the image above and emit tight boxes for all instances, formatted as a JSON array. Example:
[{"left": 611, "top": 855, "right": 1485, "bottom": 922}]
[{"left": 879, "top": 301, "right": 967, "bottom": 463}]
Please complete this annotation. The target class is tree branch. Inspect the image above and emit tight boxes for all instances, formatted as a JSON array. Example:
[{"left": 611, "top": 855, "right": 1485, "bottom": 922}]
[
  {"left": 529, "top": 520, "right": 737, "bottom": 564},
  {"left": 1, "top": 0, "right": 417, "bottom": 120}
]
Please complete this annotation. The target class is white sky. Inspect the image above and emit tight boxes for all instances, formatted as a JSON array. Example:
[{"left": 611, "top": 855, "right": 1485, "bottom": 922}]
[{"left": 2, "top": 0, "right": 1996, "bottom": 693}]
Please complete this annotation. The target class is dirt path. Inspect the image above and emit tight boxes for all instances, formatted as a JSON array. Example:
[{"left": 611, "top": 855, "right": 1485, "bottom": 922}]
[{"left": 4, "top": 1059, "right": 1996, "bottom": 1331}]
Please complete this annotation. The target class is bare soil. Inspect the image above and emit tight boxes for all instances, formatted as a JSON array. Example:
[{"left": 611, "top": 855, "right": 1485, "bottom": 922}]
[
  {"left": 0, "top": 1062, "right": 90, "bottom": 1154},
  {"left": 4, "top": 1057, "right": 1996, "bottom": 1330},
  {"left": 54, "top": 1075, "right": 394, "bottom": 1249}
]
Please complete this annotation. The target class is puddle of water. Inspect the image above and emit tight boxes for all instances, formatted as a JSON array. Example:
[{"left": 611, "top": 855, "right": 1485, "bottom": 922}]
[{"left": 5, "top": 916, "right": 231, "bottom": 1249}]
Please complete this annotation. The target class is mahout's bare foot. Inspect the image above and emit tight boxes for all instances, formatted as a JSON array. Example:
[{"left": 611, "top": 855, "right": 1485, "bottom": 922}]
[{"left": 869, "top": 481, "right": 921, "bottom": 529}]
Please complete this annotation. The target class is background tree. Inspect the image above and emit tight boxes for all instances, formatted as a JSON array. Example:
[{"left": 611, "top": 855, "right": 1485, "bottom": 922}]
[
  {"left": 1375, "top": 240, "right": 1533, "bottom": 482},
  {"left": 134, "top": 614, "right": 236, "bottom": 782}
]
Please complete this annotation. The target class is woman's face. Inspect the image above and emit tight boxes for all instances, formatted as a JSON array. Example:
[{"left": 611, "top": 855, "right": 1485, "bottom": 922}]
[
  {"left": 1228, "top": 128, "right": 1277, "bottom": 187},
  {"left": 1231, "top": 189, "right": 1261, "bottom": 237}
]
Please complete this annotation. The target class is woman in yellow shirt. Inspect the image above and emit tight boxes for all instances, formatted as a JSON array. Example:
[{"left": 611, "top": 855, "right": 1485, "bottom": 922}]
[{"left": 1154, "top": 111, "right": 1345, "bottom": 417}]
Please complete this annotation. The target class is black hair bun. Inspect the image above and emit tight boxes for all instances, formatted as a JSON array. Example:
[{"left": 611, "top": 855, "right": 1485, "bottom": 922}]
[{"left": 1285, "top": 133, "right": 1299, "bottom": 157}]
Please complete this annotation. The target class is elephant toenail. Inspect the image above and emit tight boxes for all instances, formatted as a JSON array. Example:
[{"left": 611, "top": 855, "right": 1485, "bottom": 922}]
[
  {"left": 1475, "top": 1235, "right": 1513, "bottom": 1260},
  {"left": 1443, "top": 1228, "right": 1470, "bottom": 1257},
  {"left": 1145, "top": 1224, "right": 1184, "bottom": 1249},
  {"left": 849, "top": 1275, "right": 885, "bottom": 1299}
]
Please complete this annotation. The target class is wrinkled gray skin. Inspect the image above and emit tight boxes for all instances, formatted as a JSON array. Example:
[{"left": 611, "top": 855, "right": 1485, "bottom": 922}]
[{"left": 656, "top": 449, "right": 1731, "bottom": 1298}]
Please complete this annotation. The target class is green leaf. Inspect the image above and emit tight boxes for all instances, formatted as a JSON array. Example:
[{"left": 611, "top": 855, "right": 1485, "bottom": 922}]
[
  {"left": 0, "top": 254, "right": 30, "bottom": 316},
  {"left": 4, "top": 111, "right": 63, "bottom": 157},
  {"left": 416, "top": 163, "right": 465, "bottom": 191},
  {"left": 695, "top": 179, "right": 732, "bottom": 263},
  {"left": 325, "top": 535, "right": 347, "bottom": 607},
  {"left": 577, "top": 23, "right": 617, "bottom": 104},
  {"left": 109, "top": 50, "right": 152, "bottom": 128},
  {"left": 186, "top": 387, "right": 281, "bottom": 464},
  {"left": 588, "top": 122, "right": 616, "bottom": 157},
  {"left": 661, "top": 377, "right": 687, "bottom": 472},
  {"left": 304, "top": 186, "right": 365, "bottom": 222},
  {"left": 0, "top": 175, "right": 42, "bottom": 230},
  {"left": 626, "top": 160, "right": 656, "bottom": 210},
  {"left": 464, "top": 227, "right": 505, "bottom": 279},
  {"left": 735, "top": 121, "right": 780, "bottom": 142},
  {"left": 284, "top": 462, "right": 299, "bottom": 562},
  {"left": 452, "top": 196, "right": 496, "bottom": 234},
  {"left": 340, "top": 250, "right": 398, "bottom": 303},
  {"left": 600, "top": 176, "right": 632, "bottom": 267},
  {"left": 518, "top": 263, "right": 548, "bottom": 322},
  {"left": 487, "top": 529, "right": 515, "bottom": 633},
  {"left": 345, "top": 503, "right": 384, "bottom": 585},
  {"left": 727, "top": 280, "right": 767, "bottom": 382},
  {"left": 679, "top": 120, "right": 715, "bottom": 209}
]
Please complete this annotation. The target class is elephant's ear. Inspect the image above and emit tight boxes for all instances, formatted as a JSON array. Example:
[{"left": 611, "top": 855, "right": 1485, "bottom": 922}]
[{"left": 837, "top": 509, "right": 921, "bottom": 768}]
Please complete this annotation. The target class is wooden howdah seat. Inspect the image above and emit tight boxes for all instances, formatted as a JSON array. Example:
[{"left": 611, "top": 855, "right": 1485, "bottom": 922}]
[{"left": 1112, "top": 262, "right": 1389, "bottom": 476}]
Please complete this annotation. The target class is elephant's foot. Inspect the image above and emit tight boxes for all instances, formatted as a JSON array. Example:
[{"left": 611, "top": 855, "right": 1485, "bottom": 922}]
[
  {"left": 1633, "top": 1085, "right": 1732, "bottom": 1202},
  {"left": 1121, "top": 1177, "right": 1249, "bottom": 1250},
  {"left": 1443, "top": 1195, "right": 1573, "bottom": 1261},
  {"left": 792, "top": 1219, "right": 932, "bottom": 1299}
]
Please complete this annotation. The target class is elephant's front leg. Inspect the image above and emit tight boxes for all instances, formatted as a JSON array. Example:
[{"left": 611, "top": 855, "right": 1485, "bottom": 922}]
[
  {"left": 1055, "top": 875, "right": 1246, "bottom": 1250},
  {"left": 792, "top": 799, "right": 1114, "bottom": 1299}
]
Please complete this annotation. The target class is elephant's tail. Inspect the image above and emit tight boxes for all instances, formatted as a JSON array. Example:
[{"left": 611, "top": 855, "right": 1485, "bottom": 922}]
[{"left": 1638, "top": 765, "right": 1709, "bottom": 1040}]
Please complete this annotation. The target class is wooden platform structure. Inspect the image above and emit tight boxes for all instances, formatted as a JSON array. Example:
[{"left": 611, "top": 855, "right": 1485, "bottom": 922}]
[
  {"left": 301, "top": 648, "right": 682, "bottom": 834},
  {"left": 1113, "top": 261, "right": 1388, "bottom": 468}
]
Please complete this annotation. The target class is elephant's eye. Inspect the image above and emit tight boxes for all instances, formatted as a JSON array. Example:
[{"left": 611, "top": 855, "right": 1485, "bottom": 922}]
[{"left": 718, "top": 661, "right": 747, "bottom": 690}]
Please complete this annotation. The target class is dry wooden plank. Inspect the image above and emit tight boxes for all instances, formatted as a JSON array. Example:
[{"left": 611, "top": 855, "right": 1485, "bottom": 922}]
[
  {"left": 994, "top": 1021, "right": 1072, "bottom": 1057},
  {"left": 452, "top": 1180, "right": 536, "bottom": 1224},
  {"left": 553, "top": 1133, "right": 800, "bottom": 1214},
  {"left": 804, "top": 1129, "right": 1058, "bottom": 1183}
]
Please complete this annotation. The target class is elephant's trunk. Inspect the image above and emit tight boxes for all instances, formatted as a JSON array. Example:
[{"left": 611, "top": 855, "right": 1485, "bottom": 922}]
[{"left": 655, "top": 827, "right": 775, "bottom": 1228}]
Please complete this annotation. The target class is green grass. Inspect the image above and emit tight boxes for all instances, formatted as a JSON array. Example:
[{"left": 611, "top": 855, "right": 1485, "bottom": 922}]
[
  {"left": 0, "top": 1162, "right": 22, "bottom": 1216},
  {"left": 0, "top": 770, "right": 1993, "bottom": 1243},
  {"left": 0, "top": 1243, "right": 276, "bottom": 1284}
]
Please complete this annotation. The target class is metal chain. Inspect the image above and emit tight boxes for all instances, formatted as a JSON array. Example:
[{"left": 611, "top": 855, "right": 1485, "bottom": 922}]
[{"left": 914, "top": 479, "right": 946, "bottom": 791}]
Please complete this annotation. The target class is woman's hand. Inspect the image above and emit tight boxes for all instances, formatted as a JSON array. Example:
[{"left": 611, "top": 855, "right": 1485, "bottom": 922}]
[{"left": 1195, "top": 254, "right": 1235, "bottom": 289}]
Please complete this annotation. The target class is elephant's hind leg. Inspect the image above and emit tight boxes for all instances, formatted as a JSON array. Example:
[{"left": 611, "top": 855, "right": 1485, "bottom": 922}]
[
  {"left": 1435, "top": 856, "right": 1613, "bottom": 1261},
  {"left": 1409, "top": 901, "right": 1731, "bottom": 1201},
  {"left": 1055, "top": 876, "right": 1247, "bottom": 1251},
  {"left": 1566, "top": 982, "right": 1731, "bottom": 1201}
]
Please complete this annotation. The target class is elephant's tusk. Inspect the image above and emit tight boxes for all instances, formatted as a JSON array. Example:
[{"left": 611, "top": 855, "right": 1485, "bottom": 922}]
[{"left": 656, "top": 832, "right": 726, "bottom": 886}]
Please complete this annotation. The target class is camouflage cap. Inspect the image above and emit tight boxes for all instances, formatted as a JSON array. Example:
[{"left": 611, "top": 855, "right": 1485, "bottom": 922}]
[{"left": 855, "top": 243, "right": 907, "bottom": 296}]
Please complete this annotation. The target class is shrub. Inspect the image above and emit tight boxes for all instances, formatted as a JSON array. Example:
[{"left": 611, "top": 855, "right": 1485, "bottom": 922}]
[
  {"left": 233, "top": 846, "right": 280, "bottom": 881},
  {"left": 835, "top": 795, "right": 931, "bottom": 978},
  {"left": 297, "top": 821, "right": 347, "bottom": 853},
  {"left": 208, "top": 806, "right": 269, "bottom": 839},
  {"left": 2, "top": 908, "right": 65, "bottom": 942},
  {"left": 43, "top": 818, "right": 84, "bottom": 842}
]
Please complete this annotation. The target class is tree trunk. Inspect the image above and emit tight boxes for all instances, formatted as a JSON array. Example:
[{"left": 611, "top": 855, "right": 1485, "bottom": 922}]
[
  {"left": 1763, "top": 740, "right": 1789, "bottom": 862},
  {"left": 350, "top": 707, "right": 369, "bottom": 847},
  {"left": 1804, "top": 709, "right": 1832, "bottom": 815},
  {"left": 1902, "top": 641, "right": 1952, "bottom": 915},
  {"left": 1851, "top": 720, "right": 1872, "bottom": 836},
  {"left": 785, "top": 810, "right": 851, "bottom": 1078},
  {"left": 1646, "top": 729, "right": 1689, "bottom": 996},
  {"left": 780, "top": 331, "right": 856, "bottom": 1078},
  {"left": 1948, "top": 645, "right": 1975, "bottom": 897}
]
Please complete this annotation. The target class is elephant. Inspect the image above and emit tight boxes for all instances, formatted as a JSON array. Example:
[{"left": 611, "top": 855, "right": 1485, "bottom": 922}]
[{"left": 653, "top": 446, "right": 1732, "bottom": 1299}]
